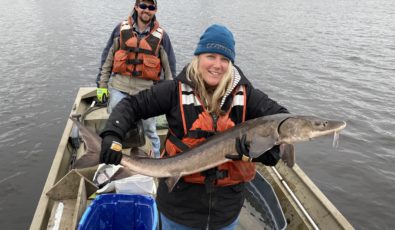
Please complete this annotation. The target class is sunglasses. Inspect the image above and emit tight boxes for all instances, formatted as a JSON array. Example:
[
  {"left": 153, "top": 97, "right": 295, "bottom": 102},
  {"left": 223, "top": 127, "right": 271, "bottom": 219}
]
[{"left": 138, "top": 3, "right": 156, "bottom": 11}]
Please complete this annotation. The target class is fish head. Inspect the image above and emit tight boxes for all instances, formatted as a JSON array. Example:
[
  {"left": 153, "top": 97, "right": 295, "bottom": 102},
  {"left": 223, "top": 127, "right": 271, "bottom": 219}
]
[{"left": 278, "top": 115, "right": 346, "bottom": 143}]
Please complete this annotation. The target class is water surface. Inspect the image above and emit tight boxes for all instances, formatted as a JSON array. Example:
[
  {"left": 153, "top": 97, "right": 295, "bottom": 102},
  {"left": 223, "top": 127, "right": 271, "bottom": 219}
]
[{"left": 0, "top": 0, "right": 394, "bottom": 229}]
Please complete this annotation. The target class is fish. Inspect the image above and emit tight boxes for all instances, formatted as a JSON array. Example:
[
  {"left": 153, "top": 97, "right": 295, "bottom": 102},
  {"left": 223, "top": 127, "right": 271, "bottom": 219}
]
[{"left": 71, "top": 114, "right": 346, "bottom": 191}]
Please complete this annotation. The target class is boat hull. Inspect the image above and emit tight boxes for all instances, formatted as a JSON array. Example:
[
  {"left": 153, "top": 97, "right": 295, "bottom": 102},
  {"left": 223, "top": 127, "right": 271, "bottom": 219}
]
[{"left": 30, "top": 87, "right": 353, "bottom": 230}]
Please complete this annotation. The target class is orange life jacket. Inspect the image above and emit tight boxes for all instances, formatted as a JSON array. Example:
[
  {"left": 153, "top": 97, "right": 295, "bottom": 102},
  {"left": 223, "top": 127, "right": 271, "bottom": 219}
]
[
  {"left": 112, "top": 16, "right": 163, "bottom": 81},
  {"left": 165, "top": 82, "right": 256, "bottom": 186}
]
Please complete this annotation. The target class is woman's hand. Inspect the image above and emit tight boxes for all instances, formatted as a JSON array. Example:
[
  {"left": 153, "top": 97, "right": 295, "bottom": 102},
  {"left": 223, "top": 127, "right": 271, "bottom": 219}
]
[
  {"left": 225, "top": 134, "right": 253, "bottom": 162},
  {"left": 100, "top": 135, "right": 122, "bottom": 165}
]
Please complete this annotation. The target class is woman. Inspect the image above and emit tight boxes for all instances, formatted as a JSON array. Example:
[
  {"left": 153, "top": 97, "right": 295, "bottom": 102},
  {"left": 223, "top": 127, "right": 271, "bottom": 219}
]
[{"left": 100, "top": 24, "right": 289, "bottom": 230}]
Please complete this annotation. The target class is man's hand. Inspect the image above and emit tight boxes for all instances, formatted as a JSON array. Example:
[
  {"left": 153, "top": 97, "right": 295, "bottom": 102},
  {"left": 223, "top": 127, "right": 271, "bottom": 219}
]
[
  {"left": 226, "top": 134, "right": 252, "bottom": 162},
  {"left": 100, "top": 135, "right": 122, "bottom": 165},
  {"left": 97, "top": 88, "right": 109, "bottom": 104}
]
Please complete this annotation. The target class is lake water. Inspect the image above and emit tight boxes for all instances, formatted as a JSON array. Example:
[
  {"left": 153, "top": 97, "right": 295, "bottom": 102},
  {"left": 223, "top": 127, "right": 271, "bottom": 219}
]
[{"left": 0, "top": 0, "right": 394, "bottom": 229}]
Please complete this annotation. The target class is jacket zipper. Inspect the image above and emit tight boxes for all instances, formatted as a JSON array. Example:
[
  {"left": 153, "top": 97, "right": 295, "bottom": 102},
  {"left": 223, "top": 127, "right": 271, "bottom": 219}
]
[{"left": 206, "top": 113, "right": 218, "bottom": 229}]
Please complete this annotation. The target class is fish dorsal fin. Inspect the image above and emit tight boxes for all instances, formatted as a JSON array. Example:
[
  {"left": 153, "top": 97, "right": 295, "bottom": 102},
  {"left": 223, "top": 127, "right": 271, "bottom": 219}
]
[
  {"left": 249, "top": 135, "right": 276, "bottom": 158},
  {"left": 165, "top": 175, "right": 182, "bottom": 192}
]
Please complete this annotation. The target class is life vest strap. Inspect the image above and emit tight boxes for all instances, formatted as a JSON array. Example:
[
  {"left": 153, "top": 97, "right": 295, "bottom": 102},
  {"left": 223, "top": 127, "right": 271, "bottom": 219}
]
[
  {"left": 126, "top": 47, "right": 155, "bottom": 55},
  {"left": 126, "top": 59, "right": 143, "bottom": 65},
  {"left": 201, "top": 168, "right": 228, "bottom": 180},
  {"left": 185, "top": 129, "right": 215, "bottom": 139},
  {"left": 167, "top": 133, "right": 190, "bottom": 151},
  {"left": 132, "top": 71, "right": 142, "bottom": 76}
]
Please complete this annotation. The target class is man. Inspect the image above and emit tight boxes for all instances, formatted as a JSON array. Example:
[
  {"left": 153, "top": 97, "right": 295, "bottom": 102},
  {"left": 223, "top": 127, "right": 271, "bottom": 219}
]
[{"left": 96, "top": 0, "right": 176, "bottom": 158}]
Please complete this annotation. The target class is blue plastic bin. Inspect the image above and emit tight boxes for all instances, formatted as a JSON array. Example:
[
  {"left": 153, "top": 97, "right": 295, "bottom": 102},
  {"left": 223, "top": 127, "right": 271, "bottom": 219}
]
[{"left": 78, "top": 194, "right": 158, "bottom": 230}]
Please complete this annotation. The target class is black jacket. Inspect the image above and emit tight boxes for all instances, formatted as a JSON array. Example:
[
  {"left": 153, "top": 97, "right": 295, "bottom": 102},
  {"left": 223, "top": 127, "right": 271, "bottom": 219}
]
[{"left": 101, "top": 65, "right": 289, "bottom": 229}]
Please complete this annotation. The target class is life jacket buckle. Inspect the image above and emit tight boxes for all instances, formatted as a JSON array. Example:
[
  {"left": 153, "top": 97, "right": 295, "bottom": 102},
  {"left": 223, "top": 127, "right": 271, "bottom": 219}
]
[
  {"left": 203, "top": 169, "right": 227, "bottom": 193},
  {"left": 203, "top": 169, "right": 228, "bottom": 184},
  {"left": 215, "top": 170, "right": 228, "bottom": 179}
]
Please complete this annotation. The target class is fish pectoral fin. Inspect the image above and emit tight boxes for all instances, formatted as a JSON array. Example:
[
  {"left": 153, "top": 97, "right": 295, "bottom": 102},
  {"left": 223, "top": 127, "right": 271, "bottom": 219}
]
[
  {"left": 249, "top": 135, "right": 276, "bottom": 158},
  {"left": 165, "top": 175, "right": 182, "bottom": 192},
  {"left": 280, "top": 143, "right": 295, "bottom": 168}
]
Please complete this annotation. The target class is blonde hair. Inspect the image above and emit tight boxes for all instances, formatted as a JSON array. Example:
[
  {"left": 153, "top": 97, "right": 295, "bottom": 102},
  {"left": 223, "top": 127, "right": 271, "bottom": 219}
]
[{"left": 186, "top": 56, "right": 234, "bottom": 115}]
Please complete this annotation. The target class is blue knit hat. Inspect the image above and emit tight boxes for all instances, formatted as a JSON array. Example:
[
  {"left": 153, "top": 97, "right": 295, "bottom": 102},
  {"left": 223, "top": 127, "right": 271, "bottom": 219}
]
[{"left": 194, "top": 24, "right": 235, "bottom": 63}]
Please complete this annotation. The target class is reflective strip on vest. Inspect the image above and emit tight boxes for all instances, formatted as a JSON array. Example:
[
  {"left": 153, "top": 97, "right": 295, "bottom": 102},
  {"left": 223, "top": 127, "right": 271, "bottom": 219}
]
[
  {"left": 232, "top": 87, "right": 245, "bottom": 107},
  {"left": 181, "top": 84, "right": 202, "bottom": 106},
  {"left": 152, "top": 29, "right": 163, "bottom": 39},
  {"left": 120, "top": 20, "right": 131, "bottom": 30}
]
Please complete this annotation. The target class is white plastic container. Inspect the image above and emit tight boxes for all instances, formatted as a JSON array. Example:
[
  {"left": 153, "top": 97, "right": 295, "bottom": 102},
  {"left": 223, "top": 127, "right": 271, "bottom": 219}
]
[{"left": 115, "top": 174, "right": 157, "bottom": 195}]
